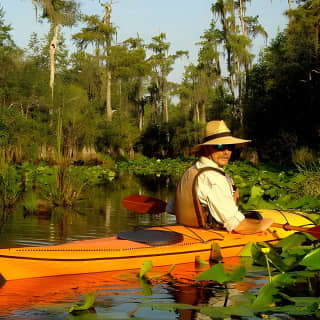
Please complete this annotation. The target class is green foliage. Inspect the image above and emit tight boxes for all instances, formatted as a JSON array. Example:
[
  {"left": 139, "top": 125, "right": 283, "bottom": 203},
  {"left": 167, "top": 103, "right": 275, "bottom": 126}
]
[
  {"left": 69, "top": 291, "right": 97, "bottom": 314},
  {"left": 295, "top": 160, "right": 320, "bottom": 198},
  {"left": 226, "top": 160, "right": 320, "bottom": 211},
  {"left": 96, "top": 117, "right": 140, "bottom": 155},
  {"left": 21, "top": 191, "right": 39, "bottom": 213},
  {"left": 72, "top": 165, "right": 115, "bottom": 185},
  {"left": 0, "top": 163, "right": 22, "bottom": 208},
  {"left": 116, "top": 157, "right": 195, "bottom": 178},
  {"left": 139, "top": 260, "right": 153, "bottom": 279}
]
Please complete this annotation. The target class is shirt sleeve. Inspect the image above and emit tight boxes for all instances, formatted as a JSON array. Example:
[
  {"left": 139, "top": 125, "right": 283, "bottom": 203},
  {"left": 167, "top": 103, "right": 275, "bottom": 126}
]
[{"left": 196, "top": 173, "right": 245, "bottom": 231}]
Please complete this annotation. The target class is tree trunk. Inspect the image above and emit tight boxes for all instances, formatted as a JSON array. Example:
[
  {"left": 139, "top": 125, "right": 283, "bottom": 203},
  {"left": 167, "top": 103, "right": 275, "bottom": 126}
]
[
  {"left": 239, "top": 0, "right": 246, "bottom": 35},
  {"left": 139, "top": 104, "right": 145, "bottom": 132},
  {"left": 164, "top": 93, "right": 169, "bottom": 123},
  {"left": 194, "top": 102, "right": 200, "bottom": 122},
  {"left": 50, "top": 24, "right": 60, "bottom": 99},
  {"left": 102, "top": 1, "right": 113, "bottom": 121},
  {"left": 106, "top": 70, "right": 112, "bottom": 121},
  {"left": 200, "top": 100, "right": 206, "bottom": 123}
]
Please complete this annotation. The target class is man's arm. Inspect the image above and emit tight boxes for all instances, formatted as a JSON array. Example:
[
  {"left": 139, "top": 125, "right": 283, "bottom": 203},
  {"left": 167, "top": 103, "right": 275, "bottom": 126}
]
[{"left": 233, "top": 218, "right": 274, "bottom": 235}]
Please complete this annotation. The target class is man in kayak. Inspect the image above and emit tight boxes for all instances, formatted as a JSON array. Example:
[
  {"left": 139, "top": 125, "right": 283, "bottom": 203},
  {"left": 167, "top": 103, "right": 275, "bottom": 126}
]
[{"left": 173, "top": 120, "right": 273, "bottom": 234}]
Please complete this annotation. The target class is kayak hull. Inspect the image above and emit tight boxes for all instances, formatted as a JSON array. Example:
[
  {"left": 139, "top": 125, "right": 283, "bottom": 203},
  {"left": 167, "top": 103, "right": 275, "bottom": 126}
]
[{"left": 0, "top": 209, "right": 315, "bottom": 280}]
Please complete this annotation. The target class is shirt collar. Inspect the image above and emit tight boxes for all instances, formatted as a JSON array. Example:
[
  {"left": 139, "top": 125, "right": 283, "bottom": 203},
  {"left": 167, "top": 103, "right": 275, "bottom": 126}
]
[{"left": 195, "top": 156, "right": 225, "bottom": 171}]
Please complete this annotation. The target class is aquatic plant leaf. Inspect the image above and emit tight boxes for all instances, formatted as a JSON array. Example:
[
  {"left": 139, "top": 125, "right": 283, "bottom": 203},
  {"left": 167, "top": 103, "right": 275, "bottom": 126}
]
[
  {"left": 271, "top": 273, "right": 295, "bottom": 287},
  {"left": 145, "top": 264, "right": 176, "bottom": 279},
  {"left": 229, "top": 266, "right": 246, "bottom": 282},
  {"left": 252, "top": 283, "right": 278, "bottom": 308},
  {"left": 200, "top": 305, "right": 254, "bottom": 318},
  {"left": 195, "top": 256, "right": 209, "bottom": 267},
  {"left": 195, "top": 262, "right": 228, "bottom": 283},
  {"left": 250, "top": 186, "right": 264, "bottom": 199},
  {"left": 292, "top": 296, "right": 320, "bottom": 306},
  {"left": 210, "top": 242, "right": 222, "bottom": 261},
  {"left": 139, "top": 302, "right": 199, "bottom": 311},
  {"left": 275, "top": 233, "right": 308, "bottom": 252},
  {"left": 257, "top": 302, "right": 319, "bottom": 316},
  {"left": 300, "top": 247, "right": 320, "bottom": 270},
  {"left": 281, "top": 256, "right": 300, "bottom": 271},
  {"left": 139, "top": 260, "right": 152, "bottom": 278},
  {"left": 282, "top": 246, "right": 313, "bottom": 259},
  {"left": 294, "top": 270, "right": 317, "bottom": 278},
  {"left": 166, "top": 264, "right": 175, "bottom": 275},
  {"left": 251, "top": 243, "right": 268, "bottom": 266},
  {"left": 139, "top": 278, "right": 152, "bottom": 296},
  {"left": 69, "top": 292, "right": 97, "bottom": 313},
  {"left": 240, "top": 241, "right": 253, "bottom": 257}
]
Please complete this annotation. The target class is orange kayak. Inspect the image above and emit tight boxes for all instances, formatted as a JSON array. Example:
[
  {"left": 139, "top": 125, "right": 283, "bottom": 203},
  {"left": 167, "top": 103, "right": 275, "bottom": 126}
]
[{"left": 0, "top": 210, "right": 315, "bottom": 281}]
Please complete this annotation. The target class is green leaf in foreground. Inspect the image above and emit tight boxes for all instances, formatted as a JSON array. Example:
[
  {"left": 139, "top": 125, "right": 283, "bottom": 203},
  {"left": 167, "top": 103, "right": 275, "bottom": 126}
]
[
  {"left": 69, "top": 292, "right": 97, "bottom": 313},
  {"left": 195, "top": 263, "right": 246, "bottom": 283},
  {"left": 240, "top": 241, "right": 253, "bottom": 257},
  {"left": 200, "top": 305, "right": 254, "bottom": 318},
  {"left": 195, "top": 263, "right": 229, "bottom": 283},
  {"left": 300, "top": 247, "right": 320, "bottom": 270},
  {"left": 139, "top": 260, "right": 152, "bottom": 278},
  {"left": 251, "top": 283, "right": 278, "bottom": 308},
  {"left": 271, "top": 273, "right": 295, "bottom": 287}
]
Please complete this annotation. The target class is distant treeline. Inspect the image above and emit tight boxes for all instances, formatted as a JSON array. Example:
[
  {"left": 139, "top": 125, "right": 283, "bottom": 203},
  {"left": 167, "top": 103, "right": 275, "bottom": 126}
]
[{"left": 0, "top": 0, "right": 319, "bottom": 164}]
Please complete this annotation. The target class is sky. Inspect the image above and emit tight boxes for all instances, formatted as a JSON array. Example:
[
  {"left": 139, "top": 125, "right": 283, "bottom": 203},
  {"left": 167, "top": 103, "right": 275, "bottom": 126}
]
[{"left": 1, "top": 0, "right": 290, "bottom": 83}]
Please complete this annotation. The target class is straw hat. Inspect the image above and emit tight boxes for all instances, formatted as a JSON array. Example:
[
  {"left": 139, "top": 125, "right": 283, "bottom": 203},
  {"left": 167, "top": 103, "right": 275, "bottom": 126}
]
[{"left": 191, "top": 120, "right": 251, "bottom": 153}]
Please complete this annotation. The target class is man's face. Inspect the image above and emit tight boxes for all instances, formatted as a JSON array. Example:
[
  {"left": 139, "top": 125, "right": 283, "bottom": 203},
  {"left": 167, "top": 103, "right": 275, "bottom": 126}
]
[{"left": 207, "top": 145, "right": 233, "bottom": 167}]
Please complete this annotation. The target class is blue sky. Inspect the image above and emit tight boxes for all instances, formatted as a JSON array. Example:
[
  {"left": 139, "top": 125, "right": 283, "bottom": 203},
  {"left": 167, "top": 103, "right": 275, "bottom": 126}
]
[{"left": 1, "top": 0, "right": 290, "bottom": 82}]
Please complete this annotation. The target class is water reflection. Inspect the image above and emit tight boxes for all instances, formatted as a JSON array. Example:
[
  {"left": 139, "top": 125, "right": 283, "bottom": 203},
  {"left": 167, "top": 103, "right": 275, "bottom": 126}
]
[
  {"left": 0, "top": 261, "right": 255, "bottom": 320},
  {"left": 0, "top": 173, "right": 176, "bottom": 249}
]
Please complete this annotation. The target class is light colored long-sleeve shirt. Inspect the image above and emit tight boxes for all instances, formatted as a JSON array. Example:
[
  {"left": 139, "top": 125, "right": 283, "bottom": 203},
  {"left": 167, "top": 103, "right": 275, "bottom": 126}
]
[{"left": 194, "top": 157, "right": 244, "bottom": 231}]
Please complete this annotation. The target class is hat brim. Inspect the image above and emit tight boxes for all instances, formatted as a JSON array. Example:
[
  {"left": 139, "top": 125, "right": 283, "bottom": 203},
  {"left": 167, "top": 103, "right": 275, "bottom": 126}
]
[{"left": 191, "top": 136, "right": 251, "bottom": 153}]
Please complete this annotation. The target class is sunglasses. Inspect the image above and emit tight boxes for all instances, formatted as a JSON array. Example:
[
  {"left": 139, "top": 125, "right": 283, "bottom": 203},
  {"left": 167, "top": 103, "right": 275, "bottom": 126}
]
[{"left": 213, "top": 144, "right": 234, "bottom": 151}]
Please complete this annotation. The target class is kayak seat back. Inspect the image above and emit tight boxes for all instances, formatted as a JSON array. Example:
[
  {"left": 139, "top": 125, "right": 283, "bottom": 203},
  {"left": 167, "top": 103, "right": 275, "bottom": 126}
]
[
  {"left": 243, "top": 210, "right": 263, "bottom": 220},
  {"left": 117, "top": 229, "right": 184, "bottom": 246}
]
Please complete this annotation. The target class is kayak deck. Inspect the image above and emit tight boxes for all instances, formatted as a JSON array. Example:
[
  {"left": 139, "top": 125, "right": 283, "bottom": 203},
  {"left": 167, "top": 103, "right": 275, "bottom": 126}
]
[{"left": 0, "top": 209, "right": 315, "bottom": 280}]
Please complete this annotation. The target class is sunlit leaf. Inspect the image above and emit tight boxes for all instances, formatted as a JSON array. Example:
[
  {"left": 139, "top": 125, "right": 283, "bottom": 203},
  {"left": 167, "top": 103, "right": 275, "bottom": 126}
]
[
  {"left": 195, "top": 263, "right": 228, "bottom": 283},
  {"left": 240, "top": 241, "right": 253, "bottom": 257},
  {"left": 139, "top": 260, "right": 152, "bottom": 278},
  {"left": 250, "top": 185, "right": 264, "bottom": 199},
  {"left": 300, "top": 247, "right": 320, "bottom": 270},
  {"left": 69, "top": 292, "right": 97, "bottom": 313}
]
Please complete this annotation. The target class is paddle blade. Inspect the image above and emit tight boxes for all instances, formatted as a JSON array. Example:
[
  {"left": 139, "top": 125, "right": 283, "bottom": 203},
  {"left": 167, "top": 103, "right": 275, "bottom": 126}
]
[
  {"left": 307, "top": 226, "right": 320, "bottom": 240},
  {"left": 122, "top": 195, "right": 167, "bottom": 214}
]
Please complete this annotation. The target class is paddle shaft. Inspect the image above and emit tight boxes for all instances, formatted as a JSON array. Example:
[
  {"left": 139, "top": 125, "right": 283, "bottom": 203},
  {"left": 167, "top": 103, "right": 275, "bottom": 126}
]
[
  {"left": 271, "top": 222, "right": 313, "bottom": 233},
  {"left": 122, "top": 194, "right": 320, "bottom": 239}
]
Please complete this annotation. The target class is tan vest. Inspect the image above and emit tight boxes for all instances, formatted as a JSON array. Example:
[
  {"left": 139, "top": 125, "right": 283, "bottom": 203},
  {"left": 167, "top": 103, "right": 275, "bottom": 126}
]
[{"left": 175, "top": 166, "right": 226, "bottom": 228}]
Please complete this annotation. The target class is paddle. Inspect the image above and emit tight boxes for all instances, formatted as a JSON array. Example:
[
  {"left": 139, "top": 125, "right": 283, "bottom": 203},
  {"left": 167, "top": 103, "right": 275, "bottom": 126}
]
[
  {"left": 122, "top": 194, "right": 320, "bottom": 240},
  {"left": 122, "top": 194, "right": 168, "bottom": 214}
]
